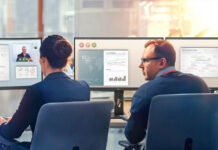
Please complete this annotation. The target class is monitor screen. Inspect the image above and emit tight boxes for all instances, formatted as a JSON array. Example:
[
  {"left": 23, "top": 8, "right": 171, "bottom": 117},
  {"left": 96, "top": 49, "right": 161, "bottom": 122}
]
[
  {"left": 166, "top": 37, "right": 218, "bottom": 88},
  {"left": 74, "top": 37, "right": 163, "bottom": 89},
  {"left": 180, "top": 47, "right": 218, "bottom": 77},
  {"left": 0, "top": 38, "right": 42, "bottom": 89}
]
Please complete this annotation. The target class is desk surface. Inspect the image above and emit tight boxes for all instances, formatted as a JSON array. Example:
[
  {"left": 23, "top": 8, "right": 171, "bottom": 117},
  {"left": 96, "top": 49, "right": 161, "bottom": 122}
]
[{"left": 110, "top": 118, "right": 127, "bottom": 128}]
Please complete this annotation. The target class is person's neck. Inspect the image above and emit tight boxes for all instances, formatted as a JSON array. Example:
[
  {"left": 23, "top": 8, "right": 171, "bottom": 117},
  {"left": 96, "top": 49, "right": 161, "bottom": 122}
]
[
  {"left": 44, "top": 68, "right": 63, "bottom": 77},
  {"left": 155, "top": 66, "right": 176, "bottom": 78}
]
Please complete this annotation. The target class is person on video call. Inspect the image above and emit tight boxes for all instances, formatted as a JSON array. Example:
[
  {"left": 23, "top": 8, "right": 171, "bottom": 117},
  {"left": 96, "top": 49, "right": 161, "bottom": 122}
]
[
  {"left": 16, "top": 46, "right": 32, "bottom": 62},
  {"left": 0, "top": 35, "right": 90, "bottom": 149},
  {"left": 124, "top": 39, "right": 210, "bottom": 144}
]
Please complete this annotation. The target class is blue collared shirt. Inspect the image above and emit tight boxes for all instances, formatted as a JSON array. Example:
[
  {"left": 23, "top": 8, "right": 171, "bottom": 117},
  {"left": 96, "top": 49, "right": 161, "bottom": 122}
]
[{"left": 155, "top": 66, "right": 176, "bottom": 78}]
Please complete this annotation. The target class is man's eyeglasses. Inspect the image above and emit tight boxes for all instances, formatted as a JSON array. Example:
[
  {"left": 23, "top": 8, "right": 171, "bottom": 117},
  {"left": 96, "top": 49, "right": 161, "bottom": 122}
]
[{"left": 141, "top": 57, "right": 162, "bottom": 63}]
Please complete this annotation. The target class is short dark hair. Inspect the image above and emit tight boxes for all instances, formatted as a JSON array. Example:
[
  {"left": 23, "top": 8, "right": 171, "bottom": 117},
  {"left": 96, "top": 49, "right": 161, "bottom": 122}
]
[
  {"left": 40, "top": 35, "right": 72, "bottom": 68},
  {"left": 145, "top": 39, "right": 176, "bottom": 66}
]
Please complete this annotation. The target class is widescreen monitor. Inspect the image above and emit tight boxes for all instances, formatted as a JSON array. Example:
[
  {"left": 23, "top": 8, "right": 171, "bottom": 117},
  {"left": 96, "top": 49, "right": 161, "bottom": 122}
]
[
  {"left": 74, "top": 37, "right": 163, "bottom": 89},
  {"left": 0, "top": 38, "right": 42, "bottom": 89},
  {"left": 166, "top": 37, "right": 218, "bottom": 88}
]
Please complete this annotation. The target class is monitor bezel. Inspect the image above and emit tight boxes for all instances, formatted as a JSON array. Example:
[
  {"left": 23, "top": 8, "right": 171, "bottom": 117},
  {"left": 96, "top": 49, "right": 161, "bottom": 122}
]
[
  {"left": 0, "top": 37, "right": 42, "bottom": 90},
  {"left": 74, "top": 37, "right": 164, "bottom": 90}
]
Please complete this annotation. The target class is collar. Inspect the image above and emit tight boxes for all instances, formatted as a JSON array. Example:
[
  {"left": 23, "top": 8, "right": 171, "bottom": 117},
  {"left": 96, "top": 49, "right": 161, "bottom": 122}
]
[
  {"left": 155, "top": 66, "right": 176, "bottom": 78},
  {"left": 44, "top": 72, "right": 69, "bottom": 80}
]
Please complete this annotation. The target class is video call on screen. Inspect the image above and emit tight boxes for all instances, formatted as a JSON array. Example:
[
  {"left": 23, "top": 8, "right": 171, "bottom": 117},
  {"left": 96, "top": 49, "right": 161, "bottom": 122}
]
[{"left": 0, "top": 39, "right": 41, "bottom": 88}]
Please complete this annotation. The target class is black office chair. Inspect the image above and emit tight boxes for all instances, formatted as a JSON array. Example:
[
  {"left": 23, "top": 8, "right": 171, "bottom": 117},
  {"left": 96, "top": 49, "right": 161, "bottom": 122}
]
[
  {"left": 30, "top": 101, "right": 114, "bottom": 150},
  {"left": 146, "top": 93, "right": 218, "bottom": 150}
]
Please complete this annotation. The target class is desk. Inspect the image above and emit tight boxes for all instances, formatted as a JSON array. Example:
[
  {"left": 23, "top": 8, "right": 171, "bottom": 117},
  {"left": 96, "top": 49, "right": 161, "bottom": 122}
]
[{"left": 110, "top": 118, "right": 127, "bottom": 127}]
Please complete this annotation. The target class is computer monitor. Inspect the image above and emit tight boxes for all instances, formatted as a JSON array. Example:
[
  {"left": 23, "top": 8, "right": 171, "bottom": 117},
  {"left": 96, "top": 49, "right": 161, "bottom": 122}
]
[
  {"left": 166, "top": 37, "right": 218, "bottom": 88},
  {"left": 0, "top": 38, "right": 42, "bottom": 89},
  {"left": 74, "top": 37, "right": 163, "bottom": 89},
  {"left": 74, "top": 37, "right": 163, "bottom": 115}
]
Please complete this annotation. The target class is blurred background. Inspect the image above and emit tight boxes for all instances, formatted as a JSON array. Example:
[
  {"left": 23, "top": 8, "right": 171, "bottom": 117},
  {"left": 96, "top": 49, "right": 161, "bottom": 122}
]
[{"left": 1, "top": 0, "right": 218, "bottom": 42}]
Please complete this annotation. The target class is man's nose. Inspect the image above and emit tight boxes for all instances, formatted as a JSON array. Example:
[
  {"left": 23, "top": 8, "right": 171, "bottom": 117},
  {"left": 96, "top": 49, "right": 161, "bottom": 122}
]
[{"left": 139, "top": 62, "right": 143, "bottom": 68}]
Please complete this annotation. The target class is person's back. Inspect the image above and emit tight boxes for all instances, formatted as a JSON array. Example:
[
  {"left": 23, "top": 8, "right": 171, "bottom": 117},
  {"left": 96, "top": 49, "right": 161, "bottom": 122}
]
[
  {"left": 11, "top": 72, "right": 90, "bottom": 135},
  {"left": 0, "top": 35, "right": 90, "bottom": 149},
  {"left": 38, "top": 72, "right": 89, "bottom": 104},
  {"left": 124, "top": 39, "right": 210, "bottom": 144},
  {"left": 142, "top": 71, "right": 209, "bottom": 97}
]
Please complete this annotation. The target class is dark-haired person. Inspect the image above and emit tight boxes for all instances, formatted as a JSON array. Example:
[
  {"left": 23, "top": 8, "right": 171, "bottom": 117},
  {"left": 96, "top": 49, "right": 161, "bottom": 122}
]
[
  {"left": 16, "top": 46, "right": 32, "bottom": 62},
  {"left": 0, "top": 35, "right": 90, "bottom": 149},
  {"left": 125, "top": 39, "right": 210, "bottom": 144}
]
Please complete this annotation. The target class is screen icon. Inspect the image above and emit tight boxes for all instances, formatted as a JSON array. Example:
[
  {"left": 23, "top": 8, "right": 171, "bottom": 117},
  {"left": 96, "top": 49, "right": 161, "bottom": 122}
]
[
  {"left": 79, "top": 43, "right": 84, "bottom": 48},
  {"left": 92, "top": 43, "right": 97, "bottom": 48}
]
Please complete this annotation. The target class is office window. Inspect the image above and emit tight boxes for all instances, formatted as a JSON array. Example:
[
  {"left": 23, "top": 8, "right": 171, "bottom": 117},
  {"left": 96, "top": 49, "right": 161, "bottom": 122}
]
[
  {"left": 43, "top": 0, "right": 75, "bottom": 43},
  {"left": 0, "top": 0, "right": 38, "bottom": 37}
]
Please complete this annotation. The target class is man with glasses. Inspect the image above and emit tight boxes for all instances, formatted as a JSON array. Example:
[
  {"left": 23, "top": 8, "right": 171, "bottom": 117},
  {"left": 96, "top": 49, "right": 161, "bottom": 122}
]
[{"left": 124, "top": 39, "right": 210, "bottom": 144}]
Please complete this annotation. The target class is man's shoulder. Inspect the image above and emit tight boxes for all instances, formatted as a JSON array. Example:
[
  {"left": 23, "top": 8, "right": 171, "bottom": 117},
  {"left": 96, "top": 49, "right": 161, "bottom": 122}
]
[
  {"left": 138, "top": 78, "right": 163, "bottom": 89},
  {"left": 135, "top": 80, "right": 160, "bottom": 97},
  {"left": 136, "top": 72, "right": 207, "bottom": 94},
  {"left": 26, "top": 53, "right": 31, "bottom": 57},
  {"left": 167, "top": 71, "right": 205, "bottom": 83},
  {"left": 159, "top": 71, "right": 209, "bottom": 92},
  {"left": 17, "top": 53, "right": 23, "bottom": 57},
  {"left": 164, "top": 71, "right": 194, "bottom": 77}
]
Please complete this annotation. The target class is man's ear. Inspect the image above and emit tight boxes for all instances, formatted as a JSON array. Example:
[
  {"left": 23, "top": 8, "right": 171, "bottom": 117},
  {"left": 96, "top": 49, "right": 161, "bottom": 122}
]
[{"left": 159, "top": 57, "right": 167, "bottom": 69}]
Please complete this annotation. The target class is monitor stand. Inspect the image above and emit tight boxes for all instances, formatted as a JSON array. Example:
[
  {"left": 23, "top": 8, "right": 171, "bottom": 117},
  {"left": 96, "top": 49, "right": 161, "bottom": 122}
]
[{"left": 114, "top": 89, "right": 124, "bottom": 116}]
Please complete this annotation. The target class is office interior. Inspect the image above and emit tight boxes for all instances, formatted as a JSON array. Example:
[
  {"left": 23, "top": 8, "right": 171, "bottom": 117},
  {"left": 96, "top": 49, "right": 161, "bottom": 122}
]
[{"left": 1, "top": 0, "right": 218, "bottom": 149}]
